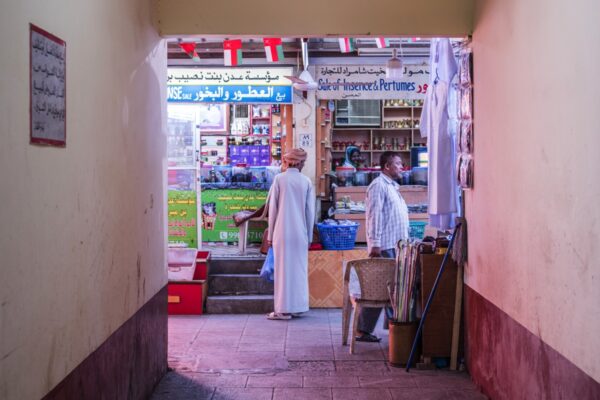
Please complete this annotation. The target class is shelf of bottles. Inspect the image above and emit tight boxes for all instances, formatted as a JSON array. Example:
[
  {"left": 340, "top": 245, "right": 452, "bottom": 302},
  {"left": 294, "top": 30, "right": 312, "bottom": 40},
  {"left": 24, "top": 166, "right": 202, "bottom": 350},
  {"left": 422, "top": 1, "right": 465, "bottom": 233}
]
[
  {"left": 227, "top": 104, "right": 281, "bottom": 167},
  {"left": 330, "top": 99, "right": 425, "bottom": 168},
  {"left": 270, "top": 104, "right": 282, "bottom": 161}
]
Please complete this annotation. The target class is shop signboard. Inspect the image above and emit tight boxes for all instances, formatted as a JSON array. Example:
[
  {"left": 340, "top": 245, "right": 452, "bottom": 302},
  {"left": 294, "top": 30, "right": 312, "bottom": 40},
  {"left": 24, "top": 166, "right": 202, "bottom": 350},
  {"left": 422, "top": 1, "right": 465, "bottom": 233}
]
[
  {"left": 168, "top": 190, "right": 198, "bottom": 248},
  {"left": 200, "top": 188, "right": 267, "bottom": 242},
  {"left": 167, "top": 67, "right": 293, "bottom": 104},
  {"left": 314, "top": 64, "right": 430, "bottom": 100}
]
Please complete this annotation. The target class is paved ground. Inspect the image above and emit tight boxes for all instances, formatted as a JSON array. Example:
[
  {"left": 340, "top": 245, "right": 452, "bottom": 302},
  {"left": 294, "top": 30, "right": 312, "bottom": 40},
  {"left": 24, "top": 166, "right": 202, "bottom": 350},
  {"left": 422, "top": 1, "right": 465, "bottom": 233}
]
[{"left": 152, "top": 309, "right": 487, "bottom": 400}]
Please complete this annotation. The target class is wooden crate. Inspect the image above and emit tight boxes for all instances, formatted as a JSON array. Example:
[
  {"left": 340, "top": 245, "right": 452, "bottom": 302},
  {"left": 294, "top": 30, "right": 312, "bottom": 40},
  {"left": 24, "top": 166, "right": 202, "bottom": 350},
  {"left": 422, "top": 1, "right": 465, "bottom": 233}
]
[{"left": 420, "top": 254, "right": 458, "bottom": 358}]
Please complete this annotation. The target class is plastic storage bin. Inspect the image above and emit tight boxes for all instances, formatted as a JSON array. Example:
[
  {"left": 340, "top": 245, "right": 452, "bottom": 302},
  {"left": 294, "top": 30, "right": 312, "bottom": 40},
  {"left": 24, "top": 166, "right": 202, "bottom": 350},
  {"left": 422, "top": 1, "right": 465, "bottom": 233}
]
[
  {"left": 167, "top": 248, "right": 197, "bottom": 281},
  {"left": 388, "top": 320, "right": 419, "bottom": 367},
  {"left": 409, "top": 221, "right": 427, "bottom": 240},
  {"left": 317, "top": 222, "right": 360, "bottom": 250},
  {"left": 194, "top": 250, "right": 211, "bottom": 280},
  {"left": 168, "top": 280, "right": 206, "bottom": 315}
]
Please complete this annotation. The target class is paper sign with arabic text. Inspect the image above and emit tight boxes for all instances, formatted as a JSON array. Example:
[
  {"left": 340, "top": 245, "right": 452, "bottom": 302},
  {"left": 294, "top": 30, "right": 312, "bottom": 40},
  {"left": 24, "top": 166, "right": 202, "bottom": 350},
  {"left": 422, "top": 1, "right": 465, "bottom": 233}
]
[{"left": 314, "top": 64, "right": 430, "bottom": 100}]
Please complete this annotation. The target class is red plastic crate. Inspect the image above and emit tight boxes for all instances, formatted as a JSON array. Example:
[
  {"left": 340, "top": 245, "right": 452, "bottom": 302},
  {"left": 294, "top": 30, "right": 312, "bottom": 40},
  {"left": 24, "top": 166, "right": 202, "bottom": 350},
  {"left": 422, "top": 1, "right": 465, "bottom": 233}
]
[
  {"left": 194, "top": 251, "right": 211, "bottom": 280},
  {"left": 168, "top": 280, "right": 205, "bottom": 315}
]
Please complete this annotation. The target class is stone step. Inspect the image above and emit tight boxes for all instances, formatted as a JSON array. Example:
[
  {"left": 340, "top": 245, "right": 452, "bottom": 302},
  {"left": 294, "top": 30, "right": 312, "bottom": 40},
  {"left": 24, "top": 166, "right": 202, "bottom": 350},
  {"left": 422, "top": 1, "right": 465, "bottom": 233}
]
[
  {"left": 208, "top": 274, "right": 274, "bottom": 296},
  {"left": 209, "top": 258, "right": 265, "bottom": 275},
  {"left": 205, "top": 295, "right": 274, "bottom": 314}
]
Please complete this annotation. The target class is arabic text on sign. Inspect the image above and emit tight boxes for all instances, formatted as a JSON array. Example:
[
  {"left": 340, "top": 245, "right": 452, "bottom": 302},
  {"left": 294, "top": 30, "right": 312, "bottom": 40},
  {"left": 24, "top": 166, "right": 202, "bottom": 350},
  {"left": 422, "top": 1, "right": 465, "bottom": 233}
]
[
  {"left": 167, "top": 67, "right": 294, "bottom": 86},
  {"left": 167, "top": 85, "right": 292, "bottom": 104},
  {"left": 30, "top": 27, "right": 66, "bottom": 142}
]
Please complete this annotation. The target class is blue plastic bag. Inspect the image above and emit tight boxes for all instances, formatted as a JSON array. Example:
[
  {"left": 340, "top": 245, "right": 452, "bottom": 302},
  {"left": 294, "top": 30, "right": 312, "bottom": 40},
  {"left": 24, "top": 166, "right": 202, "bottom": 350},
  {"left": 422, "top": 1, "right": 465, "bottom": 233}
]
[{"left": 259, "top": 247, "right": 274, "bottom": 282}]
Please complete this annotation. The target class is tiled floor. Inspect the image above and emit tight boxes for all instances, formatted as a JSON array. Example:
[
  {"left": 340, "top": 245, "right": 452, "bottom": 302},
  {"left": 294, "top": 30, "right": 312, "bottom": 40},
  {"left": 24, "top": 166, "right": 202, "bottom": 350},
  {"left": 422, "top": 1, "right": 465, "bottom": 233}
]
[{"left": 152, "top": 309, "right": 487, "bottom": 400}]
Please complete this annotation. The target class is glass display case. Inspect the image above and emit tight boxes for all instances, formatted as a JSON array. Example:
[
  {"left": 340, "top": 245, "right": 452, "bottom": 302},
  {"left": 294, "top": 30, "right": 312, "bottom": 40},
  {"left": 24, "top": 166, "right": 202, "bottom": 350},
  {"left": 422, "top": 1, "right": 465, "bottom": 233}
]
[
  {"left": 167, "top": 101, "right": 291, "bottom": 244},
  {"left": 167, "top": 118, "right": 196, "bottom": 168},
  {"left": 167, "top": 104, "right": 200, "bottom": 248}
]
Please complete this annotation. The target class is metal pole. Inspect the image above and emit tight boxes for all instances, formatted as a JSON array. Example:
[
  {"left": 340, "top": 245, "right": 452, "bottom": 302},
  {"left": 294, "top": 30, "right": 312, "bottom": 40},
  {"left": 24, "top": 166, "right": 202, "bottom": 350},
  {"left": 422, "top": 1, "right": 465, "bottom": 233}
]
[{"left": 405, "top": 223, "right": 461, "bottom": 372}]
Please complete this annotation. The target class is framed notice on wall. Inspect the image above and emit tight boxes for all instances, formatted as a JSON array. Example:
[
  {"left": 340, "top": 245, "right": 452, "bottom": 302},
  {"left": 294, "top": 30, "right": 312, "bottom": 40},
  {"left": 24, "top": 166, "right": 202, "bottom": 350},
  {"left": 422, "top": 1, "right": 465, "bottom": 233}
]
[{"left": 30, "top": 24, "right": 66, "bottom": 146}]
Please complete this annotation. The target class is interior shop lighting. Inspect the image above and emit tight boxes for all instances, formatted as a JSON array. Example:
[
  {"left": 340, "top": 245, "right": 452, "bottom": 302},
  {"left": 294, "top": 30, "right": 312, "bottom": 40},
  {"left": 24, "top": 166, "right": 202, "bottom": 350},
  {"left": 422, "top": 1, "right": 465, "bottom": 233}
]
[{"left": 386, "top": 47, "right": 404, "bottom": 79}]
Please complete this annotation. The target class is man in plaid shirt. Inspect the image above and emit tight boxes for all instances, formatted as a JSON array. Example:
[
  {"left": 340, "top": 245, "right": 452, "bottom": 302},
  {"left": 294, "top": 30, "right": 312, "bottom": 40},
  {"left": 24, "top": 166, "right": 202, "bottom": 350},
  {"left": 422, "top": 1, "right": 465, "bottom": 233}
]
[{"left": 356, "top": 151, "right": 409, "bottom": 343}]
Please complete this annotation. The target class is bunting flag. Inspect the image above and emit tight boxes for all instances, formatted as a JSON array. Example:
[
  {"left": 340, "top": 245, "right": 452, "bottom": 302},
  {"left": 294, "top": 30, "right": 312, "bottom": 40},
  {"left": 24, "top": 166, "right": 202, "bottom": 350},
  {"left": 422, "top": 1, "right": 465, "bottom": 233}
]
[
  {"left": 375, "top": 37, "right": 390, "bottom": 48},
  {"left": 338, "top": 38, "right": 355, "bottom": 53},
  {"left": 178, "top": 42, "right": 200, "bottom": 62},
  {"left": 263, "top": 38, "right": 284, "bottom": 62},
  {"left": 223, "top": 39, "right": 243, "bottom": 66}
]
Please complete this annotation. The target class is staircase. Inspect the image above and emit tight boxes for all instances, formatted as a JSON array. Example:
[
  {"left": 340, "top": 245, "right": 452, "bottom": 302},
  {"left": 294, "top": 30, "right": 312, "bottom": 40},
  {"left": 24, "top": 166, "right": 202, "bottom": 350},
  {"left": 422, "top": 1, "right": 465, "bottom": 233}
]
[{"left": 205, "top": 257, "right": 274, "bottom": 314}]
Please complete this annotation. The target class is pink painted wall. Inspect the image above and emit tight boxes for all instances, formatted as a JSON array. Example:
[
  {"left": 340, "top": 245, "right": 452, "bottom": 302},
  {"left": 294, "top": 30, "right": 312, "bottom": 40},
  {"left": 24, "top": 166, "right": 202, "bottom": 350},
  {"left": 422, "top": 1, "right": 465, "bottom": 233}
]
[
  {"left": 0, "top": 1, "right": 167, "bottom": 399},
  {"left": 467, "top": 0, "right": 600, "bottom": 383}
]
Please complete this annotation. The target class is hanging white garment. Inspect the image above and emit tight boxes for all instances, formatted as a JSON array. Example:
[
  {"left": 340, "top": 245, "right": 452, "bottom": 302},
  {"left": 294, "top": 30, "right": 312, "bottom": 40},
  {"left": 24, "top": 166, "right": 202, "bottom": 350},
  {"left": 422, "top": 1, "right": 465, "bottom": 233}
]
[
  {"left": 267, "top": 168, "right": 315, "bottom": 313},
  {"left": 420, "top": 38, "right": 458, "bottom": 230}
]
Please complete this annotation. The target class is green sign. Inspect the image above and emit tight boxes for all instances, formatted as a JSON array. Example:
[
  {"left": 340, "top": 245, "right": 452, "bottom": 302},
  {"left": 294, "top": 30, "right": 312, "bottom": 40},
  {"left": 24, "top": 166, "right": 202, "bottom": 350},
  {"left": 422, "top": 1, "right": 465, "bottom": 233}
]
[
  {"left": 168, "top": 190, "right": 198, "bottom": 247},
  {"left": 201, "top": 188, "right": 267, "bottom": 242}
]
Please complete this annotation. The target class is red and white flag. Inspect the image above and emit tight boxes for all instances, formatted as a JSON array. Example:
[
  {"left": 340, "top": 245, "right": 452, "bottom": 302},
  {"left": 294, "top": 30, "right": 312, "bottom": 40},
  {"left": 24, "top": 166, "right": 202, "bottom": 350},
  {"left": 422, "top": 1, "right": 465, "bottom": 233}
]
[
  {"left": 338, "top": 38, "right": 355, "bottom": 53},
  {"left": 178, "top": 42, "right": 200, "bottom": 62},
  {"left": 375, "top": 37, "right": 390, "bottom": 48},
  {"left": 223, "top": 39, "right": 243, "bottom": 66},
  {"left": 263, "top": 38, "right": 284, "bottom": 62}
]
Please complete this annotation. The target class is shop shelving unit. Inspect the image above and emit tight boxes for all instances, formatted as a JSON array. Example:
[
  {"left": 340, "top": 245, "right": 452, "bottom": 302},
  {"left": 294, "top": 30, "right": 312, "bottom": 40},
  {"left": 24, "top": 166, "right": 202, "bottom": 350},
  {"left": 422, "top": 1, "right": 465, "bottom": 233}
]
[
  {"left": 270, "top": 104, "right": 283, "bottom": 162},
  {"left": 226, "top": 103, "right": 292, "bottom": 167},
  {"left": 316, "top": 99, "right": 427, "bottom": 198},
  {"left": 316, "top": 103, "right": 334, "bottom": 198},
  {"left": 227, "top": 104, "right": 272, "bottom": 166},
  {"left": 329, "top": 100, "right": 425, "bottom": 168}
]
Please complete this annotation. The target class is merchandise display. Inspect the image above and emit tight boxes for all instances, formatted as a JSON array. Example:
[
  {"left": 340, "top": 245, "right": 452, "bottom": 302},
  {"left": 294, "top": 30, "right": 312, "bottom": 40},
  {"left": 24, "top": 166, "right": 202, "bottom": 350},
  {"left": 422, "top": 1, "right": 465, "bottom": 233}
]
[
  {"left": 200, "top": 136, "right": 228, "bottom": 165},
  {"left": 456, "top": 50, "right": 474, "bottom": 189},
  {"left": 327, "top": 99, "right": 427, "bottom": 185},
  {"left": 195, "top": 104, "right": 269, "bottom": 167},
  {"left": 200, "top": 164, "right": 279, "bottom": 191},
  {"left": 167, "top": 100, "right": 290, "bottom": 244}
]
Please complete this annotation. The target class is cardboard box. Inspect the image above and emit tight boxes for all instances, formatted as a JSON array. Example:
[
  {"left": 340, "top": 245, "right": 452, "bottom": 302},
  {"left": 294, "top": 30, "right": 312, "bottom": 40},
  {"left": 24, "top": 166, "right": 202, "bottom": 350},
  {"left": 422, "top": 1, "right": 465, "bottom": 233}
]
[{"left": 168, "top": 280, "right": 206, "bottom": 315}]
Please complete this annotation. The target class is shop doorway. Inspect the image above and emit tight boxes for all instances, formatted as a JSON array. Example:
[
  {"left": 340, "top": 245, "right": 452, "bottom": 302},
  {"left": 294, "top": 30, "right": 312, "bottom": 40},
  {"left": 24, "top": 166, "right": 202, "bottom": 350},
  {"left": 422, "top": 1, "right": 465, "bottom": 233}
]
[
  {"left": 161, "top": 34, "right": 476, "bottom": 393},
  {"left": 165, "top": 37, "right": 471, "bottom": 252}
]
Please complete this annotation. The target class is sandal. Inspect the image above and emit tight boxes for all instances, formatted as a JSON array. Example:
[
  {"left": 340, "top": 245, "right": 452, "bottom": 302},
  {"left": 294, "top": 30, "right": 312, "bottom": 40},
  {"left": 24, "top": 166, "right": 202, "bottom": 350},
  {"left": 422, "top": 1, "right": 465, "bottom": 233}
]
[
  {"left": 267, "top": 312, "right": 291, "bottom": 320},
  {"left": 355, "top": 333, "right": 381, "bottom": 342},
  {"left": 291, "top": 313, "right": 303, "bottom": 318}
]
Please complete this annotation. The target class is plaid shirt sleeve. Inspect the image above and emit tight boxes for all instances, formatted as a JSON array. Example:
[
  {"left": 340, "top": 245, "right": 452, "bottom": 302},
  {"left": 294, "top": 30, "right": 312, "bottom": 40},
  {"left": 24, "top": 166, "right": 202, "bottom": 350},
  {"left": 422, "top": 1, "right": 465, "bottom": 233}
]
[
  {"left": 366, "top": 177, "right": 409, "bottom": 250},
  {"left": 365, "top": 181, "right": 385, "bottom": 248}
]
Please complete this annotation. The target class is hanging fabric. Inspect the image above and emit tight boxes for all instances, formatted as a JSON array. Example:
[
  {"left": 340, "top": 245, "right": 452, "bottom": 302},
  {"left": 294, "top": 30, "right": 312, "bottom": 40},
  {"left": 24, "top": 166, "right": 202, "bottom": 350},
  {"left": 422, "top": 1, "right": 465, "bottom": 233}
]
[
  {"left": 263, "top": 38, "right": 284, "bottom": 62},
  {"left": 338, "top": 38, "right": 355, "bottom": 53},
  {"left": 375, "top": 37, "right": 390, "bottom": 48},
  {"left": 223, "top": 39, "right": 243, "bottom": 66},
  {"left": 420, "top": 38, "right": 459, "bottom": 230},
  {"left": 178, "top": 42, "right": 200, "bottom": 62}
]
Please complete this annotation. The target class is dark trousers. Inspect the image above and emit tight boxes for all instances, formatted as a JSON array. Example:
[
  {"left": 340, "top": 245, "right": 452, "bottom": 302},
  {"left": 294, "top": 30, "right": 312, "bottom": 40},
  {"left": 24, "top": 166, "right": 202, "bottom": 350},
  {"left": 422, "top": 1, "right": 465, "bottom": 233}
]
[{"left": 357, "top": 248, "right": 396, "bottom": 334}]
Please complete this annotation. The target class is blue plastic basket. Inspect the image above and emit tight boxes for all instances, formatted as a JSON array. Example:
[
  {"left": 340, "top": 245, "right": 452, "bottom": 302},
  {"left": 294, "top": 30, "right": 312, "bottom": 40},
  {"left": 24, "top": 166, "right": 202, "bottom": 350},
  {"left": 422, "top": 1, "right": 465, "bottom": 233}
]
[
  {"left": 317, "top": 222, "right": 359, "bottom": 250},
  {"left": 409, "top": 221, "right": 427, "bottom": 240}
]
